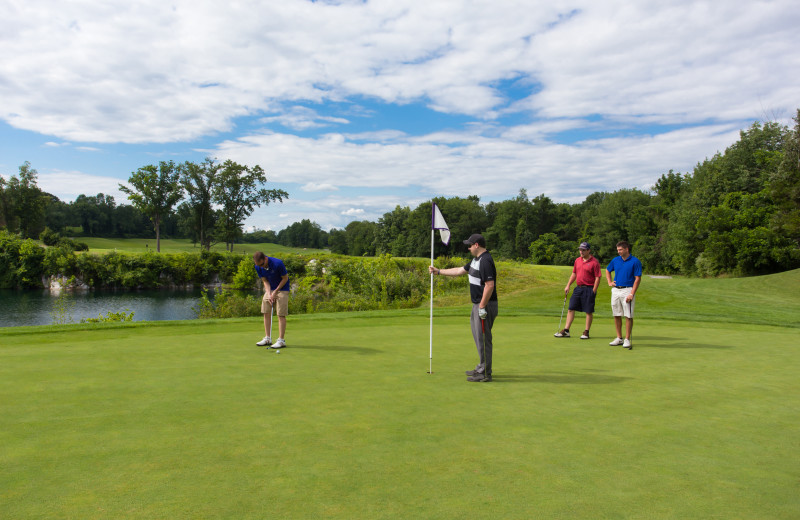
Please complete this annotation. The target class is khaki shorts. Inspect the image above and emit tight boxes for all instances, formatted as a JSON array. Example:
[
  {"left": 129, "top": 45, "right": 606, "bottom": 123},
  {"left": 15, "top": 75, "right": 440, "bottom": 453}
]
[
  {"left": 611, "top": 287, "right": 635, "bottom": 318},
  {"left": 262, "top": 290, "right": 289, "bottom": 317}
]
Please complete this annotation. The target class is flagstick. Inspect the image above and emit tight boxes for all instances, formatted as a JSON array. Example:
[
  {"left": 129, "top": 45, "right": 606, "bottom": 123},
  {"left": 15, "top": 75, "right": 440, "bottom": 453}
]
[{"left": 429, "top": 228, "right": 434, "bottom": 374}]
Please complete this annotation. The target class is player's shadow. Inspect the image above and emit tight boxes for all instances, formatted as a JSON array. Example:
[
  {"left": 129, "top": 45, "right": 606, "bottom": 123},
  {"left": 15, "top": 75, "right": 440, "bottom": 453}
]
[
  {"left": 635, "top": 337, "right": 733, "bottom": 349},
  {"left": 646, "top": 342, "right": 732, "bottom": 349},
  {"left": 493, "top": 372, "right": 632, "bottom": 384},
  {"left": 298, "top": 345, "right": 383, "bottom": 355}
]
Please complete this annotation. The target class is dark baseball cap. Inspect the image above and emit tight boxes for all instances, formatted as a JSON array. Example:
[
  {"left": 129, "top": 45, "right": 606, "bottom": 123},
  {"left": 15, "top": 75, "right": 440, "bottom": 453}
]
[
  {"left": 463, "top": 234, "right": 486, "bottom": 247},
  {"left": 579, "top": 241, "right": 591, "bottom": 250}
]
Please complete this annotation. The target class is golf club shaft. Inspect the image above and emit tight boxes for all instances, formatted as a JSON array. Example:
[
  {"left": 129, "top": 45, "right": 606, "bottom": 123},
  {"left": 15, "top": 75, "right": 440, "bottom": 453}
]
[
  {"left": 557, "top": 295, "right": 567, "bottom": 332},
  {"left": 269, "top": 301, "right": 274, "bottom": 339}
]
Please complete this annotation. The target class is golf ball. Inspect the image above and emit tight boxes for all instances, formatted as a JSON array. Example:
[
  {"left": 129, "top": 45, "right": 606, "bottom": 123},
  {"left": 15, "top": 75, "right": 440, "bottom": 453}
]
[{"left": 275, "top": 350, "right": 280, "bottom": 354}]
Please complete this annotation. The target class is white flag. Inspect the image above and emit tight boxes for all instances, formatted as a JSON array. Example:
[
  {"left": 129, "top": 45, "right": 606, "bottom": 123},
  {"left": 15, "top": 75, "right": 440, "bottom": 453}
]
[{"left": 431, "top": 203, "right": 450, "bottom": 245}]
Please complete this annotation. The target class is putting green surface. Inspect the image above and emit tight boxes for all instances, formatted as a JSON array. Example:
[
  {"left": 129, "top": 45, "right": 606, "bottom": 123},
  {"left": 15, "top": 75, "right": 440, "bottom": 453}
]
[{"left": 2, "top": 314, "right": 798, "bottom": 519}]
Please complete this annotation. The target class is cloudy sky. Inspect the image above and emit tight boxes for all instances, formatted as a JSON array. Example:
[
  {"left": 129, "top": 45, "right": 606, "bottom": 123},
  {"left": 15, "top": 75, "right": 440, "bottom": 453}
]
[{"left": 1, "top": 0, "right": 798, "bottom": 232}]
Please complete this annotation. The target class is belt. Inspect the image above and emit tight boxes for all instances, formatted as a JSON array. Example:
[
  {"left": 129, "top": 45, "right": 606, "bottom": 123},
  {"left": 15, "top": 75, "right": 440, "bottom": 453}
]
[
  {"left": 614, "top": 286, "right": 632, "bottom": 289},
  {"left": 577, "top": 285, "right": 593, "bottom": 287}
]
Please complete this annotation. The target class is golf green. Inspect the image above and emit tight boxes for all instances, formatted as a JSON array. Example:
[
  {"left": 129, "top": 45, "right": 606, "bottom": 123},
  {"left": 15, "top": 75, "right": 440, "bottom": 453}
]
[{"left": 2, "top": 313, "right": 798, "bottom": 519}]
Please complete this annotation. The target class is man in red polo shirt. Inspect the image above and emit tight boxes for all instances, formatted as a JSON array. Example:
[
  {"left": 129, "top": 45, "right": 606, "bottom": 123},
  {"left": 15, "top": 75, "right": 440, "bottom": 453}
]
[{"left": 555, "top": 241, "right": 601, "bottom": 339}]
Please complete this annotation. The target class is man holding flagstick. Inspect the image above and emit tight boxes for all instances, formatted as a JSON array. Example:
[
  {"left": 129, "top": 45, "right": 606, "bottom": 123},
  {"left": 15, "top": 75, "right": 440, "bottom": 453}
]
[{"left": 429, "top": 232, "right": 498, "bottom": 382}]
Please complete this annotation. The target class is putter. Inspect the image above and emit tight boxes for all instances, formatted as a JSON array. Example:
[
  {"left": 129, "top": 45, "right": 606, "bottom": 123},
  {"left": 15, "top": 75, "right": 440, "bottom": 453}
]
[
  {"left": 268, "top": 301, "right": 274, "bottom": 347},
  {"left": 556, "top": 295, "right": 567, "bottom": 333}
]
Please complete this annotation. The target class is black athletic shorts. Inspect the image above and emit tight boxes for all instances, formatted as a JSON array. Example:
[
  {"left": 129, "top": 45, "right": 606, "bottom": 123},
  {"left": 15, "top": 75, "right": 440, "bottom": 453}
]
[{"left": 568, "top": 285, "right": 596, "bottom": 313}]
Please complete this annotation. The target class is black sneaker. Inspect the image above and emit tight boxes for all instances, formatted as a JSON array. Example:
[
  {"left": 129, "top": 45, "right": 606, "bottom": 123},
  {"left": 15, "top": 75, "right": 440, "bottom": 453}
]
[
  {"left": 554, "top": 329, "right": 570, "bottom": 338},
  {"left": 467, "top": 373, "right": 492, "bottom": 382}
]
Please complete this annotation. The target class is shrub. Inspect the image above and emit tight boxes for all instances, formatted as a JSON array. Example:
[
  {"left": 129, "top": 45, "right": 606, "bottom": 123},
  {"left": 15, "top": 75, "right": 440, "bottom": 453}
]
[
  {"left": 194, "top": 289, "right": 261, "bottom": 319},
  {"left": 40, "top": 227, "right": 61, "bottom": 246},
  {"left": 80, "top": 309, "right": 135, "bottom": 323}
]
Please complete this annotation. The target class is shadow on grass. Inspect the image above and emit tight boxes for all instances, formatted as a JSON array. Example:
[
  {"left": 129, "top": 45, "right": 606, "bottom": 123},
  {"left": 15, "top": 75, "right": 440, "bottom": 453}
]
[
  {"left": 630, "top": 336, "right": 734, "bottom": 349},
  {"left": 493, "top": 372, "right": 632, "bottom": 384},
  {"left": 644, "top": 342, "right": 733, "bottom": 349},
  {"left": 294, "top": 344, "right": 383, "bottom": 355}
]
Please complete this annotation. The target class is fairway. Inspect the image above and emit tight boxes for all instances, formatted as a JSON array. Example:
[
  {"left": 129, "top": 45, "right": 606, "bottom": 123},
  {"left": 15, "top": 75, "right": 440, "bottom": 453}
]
[
  {"left": 72, "top": 237, "right": 328, "bottom": 256},
  {"left": 2, "top": 312, "right": 798, "bottom": 519}
]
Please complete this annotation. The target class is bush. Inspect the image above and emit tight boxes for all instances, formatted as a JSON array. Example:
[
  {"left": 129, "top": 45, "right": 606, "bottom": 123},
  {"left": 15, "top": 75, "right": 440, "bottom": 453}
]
[
  {"left": 194, "top": 289, "right": 261, "bottom": 319},
  {"left": 80, "top": 309, "right": 135, "bottom": 323},
  {"left": 40, "top": 227, "right": 61, "bottom": 246},
  {"left": 231, "top": 256, "right": 258, "bottom": 290}
]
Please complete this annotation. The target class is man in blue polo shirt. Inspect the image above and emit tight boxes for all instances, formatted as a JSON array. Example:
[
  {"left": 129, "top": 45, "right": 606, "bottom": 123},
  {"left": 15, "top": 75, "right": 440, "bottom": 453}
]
[
  {"left": 253, "top": 251, "right": 291, "bottom": 348},
  {"left": 605, "top": 240, "right": 642, "bottom": 350}
]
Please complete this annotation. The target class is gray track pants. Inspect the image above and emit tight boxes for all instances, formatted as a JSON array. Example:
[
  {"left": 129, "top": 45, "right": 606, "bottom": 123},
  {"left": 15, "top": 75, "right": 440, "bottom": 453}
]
[{"left": 470, "top": 300, "right": 498, "bottom": 375}]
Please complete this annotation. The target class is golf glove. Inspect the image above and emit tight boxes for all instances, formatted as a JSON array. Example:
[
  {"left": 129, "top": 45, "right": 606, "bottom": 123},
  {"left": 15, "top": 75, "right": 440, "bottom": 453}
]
[{"left": 478, "top": 307, "right": 487, "bottom": 319}]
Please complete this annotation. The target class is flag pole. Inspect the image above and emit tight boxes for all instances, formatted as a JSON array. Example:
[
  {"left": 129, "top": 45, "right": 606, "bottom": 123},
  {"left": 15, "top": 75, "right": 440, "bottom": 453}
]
[{"left": 429, "top": 227, "right": 434, "bottom": 374}]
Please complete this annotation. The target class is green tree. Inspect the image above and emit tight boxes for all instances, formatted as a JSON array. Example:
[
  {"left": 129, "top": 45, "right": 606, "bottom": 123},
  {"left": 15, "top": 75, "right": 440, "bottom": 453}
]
[
  {"left": 213, "top": 160, "right": 288, "bottom": 252},
  {"left": 328, "top": 228, "right": 348, "bottom": 254},
  {"left": 278, "top": 219, "right": 328, "bottom": 248},
  {"left": 486, "top": 189, "right": 533, "bottom": 259},
  {"left": 179, "top": 158, "right": 221, "bottom": 250},
  {"left": 582, "top": 188, "right": 654, "bottom": 264},
  {"left": 770, "top": 109, "right": 800, "bottom": 248},
  {"left": 44, "top": 194, "right": 73, "bottom": 234},
  {"left": 119, "top": 161, "right": 184, "bottom": 252},
  {"left": 343, "top": 220, "right": 378, "bottom": 256},
  {"left": 2, "top": 162, "right": 49, "bottom": 238},
  {"left": 529, "top": 232, "right": 573, "bottom": 265},
  {"left": 665, "top": 119, "right": 792, "bottom": 275}
]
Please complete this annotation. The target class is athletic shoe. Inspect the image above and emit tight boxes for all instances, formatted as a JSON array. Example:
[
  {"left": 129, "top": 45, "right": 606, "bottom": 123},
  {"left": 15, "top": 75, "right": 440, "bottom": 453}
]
[
  {"left": 272, "top": 338, "right": 287, "bottom": 349},
  {"left": 623, "top": 339, "right": 632, "bottom": 349},
  {"left": 580, "top": 330, "right": 590, "bottom": 340},
  {"left": 554, "top": 329, "right": 570, "bottom": 338},
  {"left": 609, "top": 337, "right": 624, "bottom": 346},
  {"left": 465, "top": 366, "right": 484, "bottom": 376},
  {"left": 256, "top": 336, "right": 272, "bottom": 346},
  {"left": 467, "top": 373, "right": 492, "bottom": 382}
]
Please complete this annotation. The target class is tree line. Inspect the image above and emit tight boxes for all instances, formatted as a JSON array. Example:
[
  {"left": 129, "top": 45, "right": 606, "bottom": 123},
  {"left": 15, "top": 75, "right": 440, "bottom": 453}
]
[
  {"left": 2, "top": 111, "right": 798, "bottom": 276},
  {"left": 327, "top": 112, "right": 800, "bottom": 277},
  {"left": 0, "top": 158, "right": 287, "bottom": 252}
]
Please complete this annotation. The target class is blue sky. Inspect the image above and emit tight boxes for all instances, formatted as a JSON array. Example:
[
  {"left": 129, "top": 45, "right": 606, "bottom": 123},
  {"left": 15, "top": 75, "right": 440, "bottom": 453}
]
[{"left": 1, "top": 0, "right": 798, "bottom": 232}]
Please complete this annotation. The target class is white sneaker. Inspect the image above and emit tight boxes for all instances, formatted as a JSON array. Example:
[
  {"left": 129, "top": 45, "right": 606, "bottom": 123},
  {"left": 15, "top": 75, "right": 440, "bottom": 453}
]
[
  {"left": 256, "top": 336, "right": 272, "bottom": 346},
  {"left": 272, "top": 338, "right": 287, "bottom": 349},
  {"left": 609, "top": 337, "right": 624, "bottom": 346},
  {"left": 623, "top": 339, "right": 632, "bottom": 349}
]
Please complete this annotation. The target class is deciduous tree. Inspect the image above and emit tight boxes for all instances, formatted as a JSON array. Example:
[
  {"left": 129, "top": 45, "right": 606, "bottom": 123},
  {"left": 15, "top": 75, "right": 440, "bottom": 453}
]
[{"left": 119, "top": 161, "right": 184, "bottom": 252}]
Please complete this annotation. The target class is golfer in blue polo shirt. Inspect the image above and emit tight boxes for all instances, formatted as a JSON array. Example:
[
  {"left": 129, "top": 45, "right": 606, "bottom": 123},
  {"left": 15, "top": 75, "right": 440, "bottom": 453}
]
[{"left": 605, "top": 240, "right": 642, "bottom": 350}]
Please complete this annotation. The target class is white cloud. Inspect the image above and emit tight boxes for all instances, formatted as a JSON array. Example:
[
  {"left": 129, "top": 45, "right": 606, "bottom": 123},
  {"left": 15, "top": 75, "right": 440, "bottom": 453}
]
[
  {"left": 36, "top": 170, "right": 128, "bottom": 201},
  {"left": 301, "top": 182, "right": 338, "bottom": 192},
  {"left": 2, "top": 1, "right": 796, "bottom": 143},
  {"left": 213, "top": 123, "right": 742, "bottom": 203},
  {"left": 260, "top": 106, "right": 350, "bottom": 131},
  {"left": 341, "top": 208, "right": 365, "bottom": 216}
]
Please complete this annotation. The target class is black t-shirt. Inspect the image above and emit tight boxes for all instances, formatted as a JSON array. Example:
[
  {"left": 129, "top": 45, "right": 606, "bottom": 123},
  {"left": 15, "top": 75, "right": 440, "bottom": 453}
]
[{"left": 463, "top": 251, "right": 498, "bottom": 304}]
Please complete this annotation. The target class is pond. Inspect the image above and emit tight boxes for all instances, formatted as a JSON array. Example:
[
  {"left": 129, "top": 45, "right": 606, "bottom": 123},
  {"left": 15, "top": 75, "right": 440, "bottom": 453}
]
[{"left": 0, "top": 288, "right": 217, "bottom": 327}]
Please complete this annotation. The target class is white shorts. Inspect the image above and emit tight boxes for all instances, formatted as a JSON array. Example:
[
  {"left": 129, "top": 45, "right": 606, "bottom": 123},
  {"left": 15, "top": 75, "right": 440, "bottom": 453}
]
[{"left": 611, "top": 287, "right": 635, "bottom": 318}]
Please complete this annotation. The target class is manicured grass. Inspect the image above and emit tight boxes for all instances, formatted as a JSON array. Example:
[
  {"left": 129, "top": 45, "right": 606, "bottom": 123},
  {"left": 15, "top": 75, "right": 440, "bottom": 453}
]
[
  {"left": 2, "top": 309, "right": 799, "bottom": 518},
  {"left": 71, "top": 237, "right": 328, "bottom": 256},
  {"left": 496, "top": 265, "right": 800, "bottom": 328}
]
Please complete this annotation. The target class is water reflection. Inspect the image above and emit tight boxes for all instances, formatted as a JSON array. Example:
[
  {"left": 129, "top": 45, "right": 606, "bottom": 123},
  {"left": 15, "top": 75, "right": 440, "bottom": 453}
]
[{"left": 0, "top": 288, "right": 216, "bottom": 327}]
